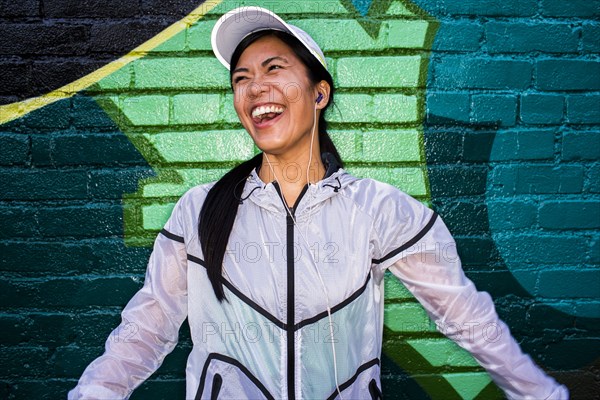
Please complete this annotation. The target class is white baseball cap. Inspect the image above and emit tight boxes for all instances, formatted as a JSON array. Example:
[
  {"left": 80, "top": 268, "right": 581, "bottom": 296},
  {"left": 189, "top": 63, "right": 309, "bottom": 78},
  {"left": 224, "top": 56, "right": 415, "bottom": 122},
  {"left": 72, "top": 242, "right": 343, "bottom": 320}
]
[{"left": 211, "top": 6, "right": 328, "bottom": 71}]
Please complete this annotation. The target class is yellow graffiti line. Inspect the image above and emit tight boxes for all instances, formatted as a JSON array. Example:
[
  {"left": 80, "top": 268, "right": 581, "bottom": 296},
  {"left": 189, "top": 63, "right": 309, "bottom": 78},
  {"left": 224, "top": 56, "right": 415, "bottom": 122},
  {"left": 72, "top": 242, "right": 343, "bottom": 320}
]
[{"left": 0, "top": 0, "right": 223, "bottom": 126}]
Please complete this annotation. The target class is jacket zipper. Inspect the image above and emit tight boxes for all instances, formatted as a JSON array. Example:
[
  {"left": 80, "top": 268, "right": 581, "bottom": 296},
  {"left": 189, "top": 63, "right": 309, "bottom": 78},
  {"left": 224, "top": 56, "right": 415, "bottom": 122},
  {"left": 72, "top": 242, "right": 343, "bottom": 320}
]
[
  {"left": 273, "top": 182, "right": 309, "bottom": 400},
  {"left": 286, "top": 210, "right": 295, "bottom": 399}
]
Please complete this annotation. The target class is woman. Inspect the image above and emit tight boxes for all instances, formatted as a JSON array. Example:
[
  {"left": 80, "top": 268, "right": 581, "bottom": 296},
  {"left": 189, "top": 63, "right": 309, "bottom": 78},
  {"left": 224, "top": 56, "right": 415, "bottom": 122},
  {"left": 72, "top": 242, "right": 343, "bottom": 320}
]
[{"left": 69, "top": 6, "right": 568, "bottom": 399}]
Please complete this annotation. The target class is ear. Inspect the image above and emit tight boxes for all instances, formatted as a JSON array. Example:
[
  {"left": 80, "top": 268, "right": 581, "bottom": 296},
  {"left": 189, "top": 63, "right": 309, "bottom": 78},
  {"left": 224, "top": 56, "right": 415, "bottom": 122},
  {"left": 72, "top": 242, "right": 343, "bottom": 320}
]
[{"left": 315, "top": 80, "right": 331, "bottom": 110}]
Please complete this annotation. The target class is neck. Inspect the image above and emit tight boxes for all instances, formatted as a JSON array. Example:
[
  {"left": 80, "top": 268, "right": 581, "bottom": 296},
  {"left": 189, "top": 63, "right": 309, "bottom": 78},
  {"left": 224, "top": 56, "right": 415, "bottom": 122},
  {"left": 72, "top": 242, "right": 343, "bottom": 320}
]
[{"left": 259, "top": 146, "right": 326, "bottom": 208}]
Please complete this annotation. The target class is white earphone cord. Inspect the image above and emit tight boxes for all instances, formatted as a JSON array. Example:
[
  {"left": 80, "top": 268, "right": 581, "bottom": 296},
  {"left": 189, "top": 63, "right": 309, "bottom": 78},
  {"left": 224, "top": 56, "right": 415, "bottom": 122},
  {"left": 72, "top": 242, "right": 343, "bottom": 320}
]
[{"left": 264, "top": 96, "right": 343, "bottom": 399}]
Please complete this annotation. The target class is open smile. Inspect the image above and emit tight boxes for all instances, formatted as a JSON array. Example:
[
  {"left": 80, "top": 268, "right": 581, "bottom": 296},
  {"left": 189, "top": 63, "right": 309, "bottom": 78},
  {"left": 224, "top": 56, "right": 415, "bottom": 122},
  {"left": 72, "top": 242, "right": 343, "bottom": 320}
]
[{"left": 251, "top": 104, "right": 286, "bottom": 128}]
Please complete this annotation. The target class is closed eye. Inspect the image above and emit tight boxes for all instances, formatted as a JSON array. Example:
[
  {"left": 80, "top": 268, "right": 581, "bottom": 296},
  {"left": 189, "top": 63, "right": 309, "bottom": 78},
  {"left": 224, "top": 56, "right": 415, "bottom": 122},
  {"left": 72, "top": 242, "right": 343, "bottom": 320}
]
[{"left": 233, "top": 75, "right": 247, "bottom": 84}]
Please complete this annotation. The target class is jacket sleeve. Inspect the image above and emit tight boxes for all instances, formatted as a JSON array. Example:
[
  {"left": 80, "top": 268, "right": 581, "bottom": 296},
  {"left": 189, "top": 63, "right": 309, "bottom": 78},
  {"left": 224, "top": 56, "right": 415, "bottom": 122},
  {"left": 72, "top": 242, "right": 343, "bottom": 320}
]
[
  {"left": 68, "top": 199, "right": 189, "bottom": 400},
  {"left": 371, "top": 189, "right": 569, "bottom": 400}
]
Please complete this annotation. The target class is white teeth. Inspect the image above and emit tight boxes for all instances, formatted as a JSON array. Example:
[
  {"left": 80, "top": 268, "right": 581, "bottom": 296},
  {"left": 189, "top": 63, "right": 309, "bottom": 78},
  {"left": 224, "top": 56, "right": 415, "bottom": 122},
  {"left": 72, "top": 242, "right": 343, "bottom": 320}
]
[{"left": 252, "top": 105, "right": 284, "bottom": 118}]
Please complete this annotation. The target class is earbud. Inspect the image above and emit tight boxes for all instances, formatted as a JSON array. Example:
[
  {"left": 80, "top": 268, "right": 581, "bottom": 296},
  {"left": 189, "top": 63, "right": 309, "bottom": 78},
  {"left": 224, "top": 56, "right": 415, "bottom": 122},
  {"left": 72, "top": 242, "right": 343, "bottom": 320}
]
[{"left": 316, "top": 93, "right": 323, "bottom": 104}]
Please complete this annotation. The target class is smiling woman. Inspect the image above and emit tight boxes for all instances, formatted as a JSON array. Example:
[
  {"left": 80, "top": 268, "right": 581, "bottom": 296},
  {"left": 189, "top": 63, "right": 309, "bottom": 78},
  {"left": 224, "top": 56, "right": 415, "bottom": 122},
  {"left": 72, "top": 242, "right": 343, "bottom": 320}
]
[
  {"left": 68, "top": 6, "right": 569, "bottom": 400},
  {"left": 201, "top": 28, "right": 341, "bottom": 304},
  {"left": 230, "top": 31, "right": 333, "bottom": 203},
  {"left": 233, "top": 35, "right": 321, "bottom": 150}
]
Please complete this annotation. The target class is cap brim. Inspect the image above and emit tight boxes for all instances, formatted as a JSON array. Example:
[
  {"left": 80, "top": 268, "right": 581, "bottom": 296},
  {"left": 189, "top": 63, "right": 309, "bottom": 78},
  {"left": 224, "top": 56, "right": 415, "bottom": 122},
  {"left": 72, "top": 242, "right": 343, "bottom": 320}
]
[{"left": 211, "top": 6, "right": 293, "bottom": 70}]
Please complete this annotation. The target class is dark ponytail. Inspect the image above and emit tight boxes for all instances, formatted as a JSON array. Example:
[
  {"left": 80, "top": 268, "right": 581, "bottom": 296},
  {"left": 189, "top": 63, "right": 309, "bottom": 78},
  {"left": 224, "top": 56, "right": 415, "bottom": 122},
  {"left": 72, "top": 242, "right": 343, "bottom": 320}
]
[
  {"left": 199, "top": 153, "right": 262, "bottom": 301},
  {"left": 199, "top": 30, "right": 343, "bottom": 301}
]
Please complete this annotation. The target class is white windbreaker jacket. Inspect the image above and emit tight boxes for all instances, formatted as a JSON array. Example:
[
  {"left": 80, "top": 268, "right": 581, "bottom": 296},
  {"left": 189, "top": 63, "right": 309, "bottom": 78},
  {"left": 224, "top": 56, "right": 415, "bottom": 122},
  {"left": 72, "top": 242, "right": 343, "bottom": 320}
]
[{"left": 69, "top": 159, "right": 568, "bottom": 400}]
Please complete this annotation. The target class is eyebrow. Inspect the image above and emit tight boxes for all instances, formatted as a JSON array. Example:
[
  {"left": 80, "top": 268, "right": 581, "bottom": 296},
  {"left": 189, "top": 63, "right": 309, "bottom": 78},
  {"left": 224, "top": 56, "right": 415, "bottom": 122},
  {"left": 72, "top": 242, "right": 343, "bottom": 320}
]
[
  {"left": 261, "top": 56, "right": 289, "bottom": 67},
  {"left": 232, "top": 67, "right": 248, "bottom": 75},
  {"left": 232, "top": 56, "right": 290, "bottom": 74}
]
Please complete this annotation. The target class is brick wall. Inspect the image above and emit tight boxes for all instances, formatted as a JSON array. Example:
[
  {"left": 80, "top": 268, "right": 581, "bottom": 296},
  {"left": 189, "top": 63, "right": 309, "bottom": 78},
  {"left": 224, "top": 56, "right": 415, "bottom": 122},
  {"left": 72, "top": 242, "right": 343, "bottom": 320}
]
[
  {"left": 415, "top": 0, "right": 600, "bottom": 396},
  {"left": 0, "top": 0, "right": 598, "bottom": 398}
]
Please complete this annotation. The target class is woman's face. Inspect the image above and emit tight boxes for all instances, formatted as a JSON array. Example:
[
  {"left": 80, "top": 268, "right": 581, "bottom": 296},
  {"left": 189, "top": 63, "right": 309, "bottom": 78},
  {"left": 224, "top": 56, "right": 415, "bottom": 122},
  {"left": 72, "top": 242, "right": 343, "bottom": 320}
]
[{"left": 231, "top": 35, "right": 322, "bottom": 156}]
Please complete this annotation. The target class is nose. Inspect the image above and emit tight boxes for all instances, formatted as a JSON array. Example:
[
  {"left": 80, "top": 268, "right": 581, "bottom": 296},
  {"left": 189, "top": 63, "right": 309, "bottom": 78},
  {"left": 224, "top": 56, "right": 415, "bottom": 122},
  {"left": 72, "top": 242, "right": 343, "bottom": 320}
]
[
  {"left": 247, "top": 75, "right": 272, "bottom": 102},
  {"left": 247, "top": 81, "right": 263, "bottom": 100}
]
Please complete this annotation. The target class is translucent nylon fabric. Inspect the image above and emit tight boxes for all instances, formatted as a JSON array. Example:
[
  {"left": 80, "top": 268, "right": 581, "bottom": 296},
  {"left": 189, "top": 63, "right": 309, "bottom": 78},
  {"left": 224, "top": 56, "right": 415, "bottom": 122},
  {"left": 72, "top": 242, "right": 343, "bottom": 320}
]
[{"left": 68, "top": 167, "right": 568, "bottom": 399}]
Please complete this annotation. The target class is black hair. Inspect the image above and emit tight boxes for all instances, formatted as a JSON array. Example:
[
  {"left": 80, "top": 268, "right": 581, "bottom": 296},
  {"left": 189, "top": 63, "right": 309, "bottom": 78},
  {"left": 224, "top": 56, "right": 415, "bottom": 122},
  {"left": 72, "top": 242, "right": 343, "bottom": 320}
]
[{"left": 199, "top": 29, "right": 343, "bottom": 301}]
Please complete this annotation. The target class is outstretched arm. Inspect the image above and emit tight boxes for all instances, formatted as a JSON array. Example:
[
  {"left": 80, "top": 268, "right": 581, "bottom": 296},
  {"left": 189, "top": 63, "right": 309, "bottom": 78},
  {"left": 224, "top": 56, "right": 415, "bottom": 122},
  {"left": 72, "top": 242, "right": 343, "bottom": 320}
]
[
  {"left": 368, "top": 184, "right": 568, "bottom": 399},
  {"left": 386, "top": 215, "right": 568, "bottom": 399}
]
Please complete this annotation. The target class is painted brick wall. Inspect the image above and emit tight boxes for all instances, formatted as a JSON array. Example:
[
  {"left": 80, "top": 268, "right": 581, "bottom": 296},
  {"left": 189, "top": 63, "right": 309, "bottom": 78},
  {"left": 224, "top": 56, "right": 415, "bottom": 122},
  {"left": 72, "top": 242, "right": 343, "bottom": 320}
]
[
  {"left": 412, "top": 0, "right": 600, "bottom": 397},
  {"left": 0, "top": 0, "right": 598, "bottom": 399}
]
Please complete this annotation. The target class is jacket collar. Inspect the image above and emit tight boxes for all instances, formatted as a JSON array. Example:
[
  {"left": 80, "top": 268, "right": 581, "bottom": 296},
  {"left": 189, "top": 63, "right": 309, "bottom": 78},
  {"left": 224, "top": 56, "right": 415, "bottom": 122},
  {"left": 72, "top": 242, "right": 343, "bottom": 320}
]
[{"left": 240, "top": 153, "right": 355, "bottom": 217}]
